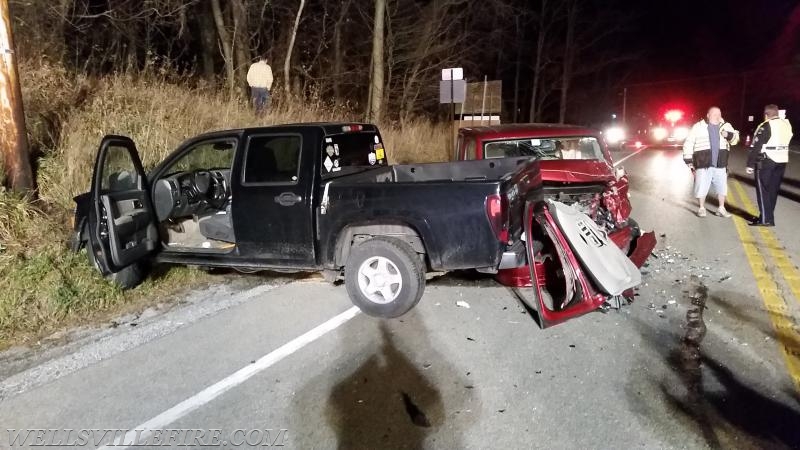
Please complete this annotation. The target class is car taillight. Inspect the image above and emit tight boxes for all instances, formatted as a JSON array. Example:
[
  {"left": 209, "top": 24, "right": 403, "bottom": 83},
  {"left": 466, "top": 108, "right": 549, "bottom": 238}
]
[
  {"left": 485, "top": 194, "right": 509, "bottom": 243},
  {"left": 342, "top": 124, "right": 363, "bottom": 132}
]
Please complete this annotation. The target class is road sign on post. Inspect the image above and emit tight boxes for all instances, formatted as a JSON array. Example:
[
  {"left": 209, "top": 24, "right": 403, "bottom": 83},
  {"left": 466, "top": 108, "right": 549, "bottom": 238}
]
[
  {"left": 440, "top": 68, "right": 465, "bottom": 157},
  {"left": 0, "top": 0, "right": 33, "bottom": 192}
]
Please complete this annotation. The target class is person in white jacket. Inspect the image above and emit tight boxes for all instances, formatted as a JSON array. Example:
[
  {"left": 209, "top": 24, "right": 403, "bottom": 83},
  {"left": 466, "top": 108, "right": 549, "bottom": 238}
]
[
  {"left": 246, "top": 56, "right": 274, "bottom": 116},
  {"left": 682, "top": 107, "right": 740, "bottom": 217}
]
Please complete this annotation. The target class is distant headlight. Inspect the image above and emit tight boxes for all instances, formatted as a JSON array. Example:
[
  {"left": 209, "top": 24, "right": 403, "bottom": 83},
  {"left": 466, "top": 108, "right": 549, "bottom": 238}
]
[
  {"left": 605, "top": 127, "right": 625, "bottom": 144},
  {"left": 674, "top": 126, "right": 690, "bottom": 140},
  {"left": 652, "top": 127, "right": 668, "bottom": 141}
]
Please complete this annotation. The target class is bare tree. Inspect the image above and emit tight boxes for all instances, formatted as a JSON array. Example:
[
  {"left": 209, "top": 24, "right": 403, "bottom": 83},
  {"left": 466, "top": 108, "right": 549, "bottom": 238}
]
[
  {"left": 367, "top": 0, "right": 386, "bottom": 121},
  {"left": 558, "top": 0, "right": 577, "bottom": 123},
  {"left": 386, "top": 0, "right": 470, "bottom": 121},
  {"left": 332, "top": 0, "right": 353, "bottom": 99},
  {"left": 232, "top": 0, "right": 251, "bottom": 96},
  {"left": 210, "top": 0, "right": 236, "bottom": 96},
  {"left": 284, "top": 0, "right": 306, "bottom": 97},
  {"left": 196, "top": 1, "right": 217, "bottom": 80},
  {"left": 529, "top": 0, "right": 562, "bottom": 122}
]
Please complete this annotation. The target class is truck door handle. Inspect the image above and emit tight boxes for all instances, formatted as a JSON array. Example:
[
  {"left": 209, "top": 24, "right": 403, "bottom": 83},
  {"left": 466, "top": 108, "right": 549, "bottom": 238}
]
[{"left": 275, "top": 192, "right": 303, "bottom": 206}]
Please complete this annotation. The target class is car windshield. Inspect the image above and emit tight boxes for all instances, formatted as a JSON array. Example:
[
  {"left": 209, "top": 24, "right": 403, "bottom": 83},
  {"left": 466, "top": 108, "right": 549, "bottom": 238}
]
[
  {"left": 321, "top": 131, "right": 387, "bottom": 177},
  {"left": 483, "top": 136, "right": 604, "bottom": 161}
]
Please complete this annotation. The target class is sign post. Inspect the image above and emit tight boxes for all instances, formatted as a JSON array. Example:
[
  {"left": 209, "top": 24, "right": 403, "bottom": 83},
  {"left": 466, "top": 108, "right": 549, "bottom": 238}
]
[{"left": 440, "top": 68, "right": 466, "bottom": 158}]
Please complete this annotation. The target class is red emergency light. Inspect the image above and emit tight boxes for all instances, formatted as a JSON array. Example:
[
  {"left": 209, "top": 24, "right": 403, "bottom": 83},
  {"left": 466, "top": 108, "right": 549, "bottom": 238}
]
[{"left": 664, "top": 109, "right": 684, "bottom": 124}]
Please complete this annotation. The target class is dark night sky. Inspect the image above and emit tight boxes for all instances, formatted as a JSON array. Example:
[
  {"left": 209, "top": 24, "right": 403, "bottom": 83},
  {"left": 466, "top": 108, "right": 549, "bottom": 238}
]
[
  {"left": 608, "top": 0, "right": 800, "bottom": 128},
  {"left": 635, "top": 0, "right": 796, "bottom": 76}
]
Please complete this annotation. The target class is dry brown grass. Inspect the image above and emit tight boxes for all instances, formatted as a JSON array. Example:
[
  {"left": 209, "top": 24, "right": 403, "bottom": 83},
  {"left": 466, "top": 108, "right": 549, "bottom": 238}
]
[{"left": 0, "top": 60, "right": 448, "bottom": 347}]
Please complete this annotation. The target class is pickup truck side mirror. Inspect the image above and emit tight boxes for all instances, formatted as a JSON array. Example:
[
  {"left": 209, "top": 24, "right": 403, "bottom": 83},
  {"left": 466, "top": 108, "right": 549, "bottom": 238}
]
[{"left": 615, "top": 166, "right": 626, "bottom": 180}]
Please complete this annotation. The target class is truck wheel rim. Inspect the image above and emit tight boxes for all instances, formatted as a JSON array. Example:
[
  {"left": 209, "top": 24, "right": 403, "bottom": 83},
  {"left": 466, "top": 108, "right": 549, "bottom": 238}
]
[{"left": 357, "top": 256, "right": 403, "bottom": 304}]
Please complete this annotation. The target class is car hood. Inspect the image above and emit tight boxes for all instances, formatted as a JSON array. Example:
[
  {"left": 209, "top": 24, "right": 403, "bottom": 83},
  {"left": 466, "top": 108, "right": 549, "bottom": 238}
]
[{"left": 539, "top": 160, "right": 614, "bottom": 184}]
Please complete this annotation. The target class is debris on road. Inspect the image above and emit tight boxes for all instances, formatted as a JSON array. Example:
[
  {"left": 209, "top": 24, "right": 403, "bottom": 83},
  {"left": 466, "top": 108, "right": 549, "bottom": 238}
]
[{"left": 456, "top": 300, "right": 471, "bottom": 309}]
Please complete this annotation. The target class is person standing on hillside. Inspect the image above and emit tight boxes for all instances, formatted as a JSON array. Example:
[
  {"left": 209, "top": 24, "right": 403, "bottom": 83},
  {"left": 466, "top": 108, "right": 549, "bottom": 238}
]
[
  {"left": 247, "top": 55, "right": 274, "bottom": 116},
  {"left": 746, "top": 104, "right": 793, "bottom": 227},
  {"left": 683, "top": 106, "right": 740, "bottom": 218}
]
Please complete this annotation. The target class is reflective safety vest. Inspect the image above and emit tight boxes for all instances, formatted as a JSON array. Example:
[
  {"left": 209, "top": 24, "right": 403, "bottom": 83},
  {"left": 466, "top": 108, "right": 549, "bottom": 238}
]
[{"left": 760, "top": 118, "right": 793, "bottom": 163}]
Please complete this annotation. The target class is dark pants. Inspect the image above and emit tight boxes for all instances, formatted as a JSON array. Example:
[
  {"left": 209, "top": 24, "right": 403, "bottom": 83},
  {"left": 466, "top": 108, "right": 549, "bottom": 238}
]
[
  {"left": 250, "top": 87, "right": 270, "bottom": 115},
  {"left": 754, "top": 158, "right": 787, "bottom": 224}
]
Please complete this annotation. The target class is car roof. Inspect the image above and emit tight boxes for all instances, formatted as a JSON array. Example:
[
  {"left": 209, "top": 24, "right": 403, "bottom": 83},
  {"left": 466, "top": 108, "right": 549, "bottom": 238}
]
[{"left": 459, "top": 123, "right": 600, "bottom": 140}]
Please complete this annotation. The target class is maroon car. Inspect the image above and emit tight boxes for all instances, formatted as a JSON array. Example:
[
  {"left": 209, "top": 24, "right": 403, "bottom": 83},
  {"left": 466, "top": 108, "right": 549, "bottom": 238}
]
[{"left": 456, "top": 124, "right": 656, "bottom": 327}]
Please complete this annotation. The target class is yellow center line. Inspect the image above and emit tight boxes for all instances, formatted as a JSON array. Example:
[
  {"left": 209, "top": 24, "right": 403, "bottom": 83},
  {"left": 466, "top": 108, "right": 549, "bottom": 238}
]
[
  {"left": 727, "top": 182, "right": 800, "bottom": 393},
  {"left": 730, "top": 179, "right": 800, "bottom": 304}
]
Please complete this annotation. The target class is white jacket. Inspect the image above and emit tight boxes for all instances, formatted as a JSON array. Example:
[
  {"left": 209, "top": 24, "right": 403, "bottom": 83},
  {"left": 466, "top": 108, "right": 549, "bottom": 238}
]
[
  {"left": 683, "top": 119, "right": 739, "bottom": 158},
  {"left": 247, "top": 61, "right": 274, "bottom": 90}
]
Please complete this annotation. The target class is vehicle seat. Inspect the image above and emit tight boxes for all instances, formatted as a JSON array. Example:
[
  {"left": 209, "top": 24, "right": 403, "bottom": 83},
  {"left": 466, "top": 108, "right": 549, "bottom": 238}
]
[{"left": 198, "top": 205, "right": 235, "bottom": 243}]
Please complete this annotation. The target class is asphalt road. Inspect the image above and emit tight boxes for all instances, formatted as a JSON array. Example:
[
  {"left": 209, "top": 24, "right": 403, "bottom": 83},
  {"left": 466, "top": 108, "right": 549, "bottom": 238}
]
[{"left": 2, "top": 146, "right": 800, "bottom": 449}]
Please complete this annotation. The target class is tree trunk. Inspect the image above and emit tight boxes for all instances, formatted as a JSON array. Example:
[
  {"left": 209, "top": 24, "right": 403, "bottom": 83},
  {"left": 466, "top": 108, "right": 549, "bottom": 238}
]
[
  {"left": 364, "top": 52, "right": 373, "bottom": 120},
  {"left": 368, "top": 0, "right": 386, "bottom": 122},
  {"left": 559, "top": 0, "right": 577, "bottom": 124},
  {"left": 210, "top": 0, "right": 235, "bottom": 98},
  {"left": 284, "top": 0, "right": 306, "bottom": 97},
  {"left": 332, "top": 0, "right": 352, "bottom": 100},
  {"left": 512, "top": 16, "right": 521, "bottom": 123},
  {"left": 529, "top": 0, "right": 547, "bottom": 123},
  {"left": 232, "top": 0, "right": 251, "bottom": 98},
  {"left": 197, "top": 1, "right": 217, "bottom": 80},
  {"left": 0, "top": 0, "right": 34, "bottom": 193}
]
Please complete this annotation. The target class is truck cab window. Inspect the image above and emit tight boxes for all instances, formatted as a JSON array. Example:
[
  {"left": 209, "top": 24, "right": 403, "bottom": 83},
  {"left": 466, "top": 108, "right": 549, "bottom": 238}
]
[
  {"left": 244, "top": 135, "right": 302, "bottom": 184},
  {"left": 101, "top": 145, "right": 140, "bottom": 191},
  {"left": 167, "top": 140, "right": 236, "bottom": 175},
  {"left": 483, "top": 137, "right": 604, "bottom": 161}
]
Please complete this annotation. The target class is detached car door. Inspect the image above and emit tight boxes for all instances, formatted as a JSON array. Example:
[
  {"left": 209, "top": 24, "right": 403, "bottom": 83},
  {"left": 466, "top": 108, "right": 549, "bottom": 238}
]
[
  {"left": 524, "top": 200, "right": 641, "bottom": 328},
  {"left": 88, "top": 135, "right": 159, "bottom": 274}
]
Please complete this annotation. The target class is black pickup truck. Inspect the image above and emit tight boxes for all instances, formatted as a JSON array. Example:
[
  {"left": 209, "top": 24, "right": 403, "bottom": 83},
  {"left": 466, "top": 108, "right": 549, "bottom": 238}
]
[{"left": 72, "top": 123, "right": 541, "bottom": 317}]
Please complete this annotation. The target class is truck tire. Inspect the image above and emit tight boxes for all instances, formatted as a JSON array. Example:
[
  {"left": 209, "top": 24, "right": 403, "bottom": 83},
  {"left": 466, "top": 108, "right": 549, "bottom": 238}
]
[
  {"left": 83, "top": 233, "right": 145, "bottom": 290},
  {"left": 344, "top": 236, "right": 425, "bottom": 318}
]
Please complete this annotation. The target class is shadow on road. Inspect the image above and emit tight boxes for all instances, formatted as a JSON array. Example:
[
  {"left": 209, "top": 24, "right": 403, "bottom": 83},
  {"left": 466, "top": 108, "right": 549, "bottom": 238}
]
[
  {"left": 629, "top": 277, "right": 800, "bottom": 449},
  {"left": 325, "top": 322, "right": 446, "bottom": 449}
]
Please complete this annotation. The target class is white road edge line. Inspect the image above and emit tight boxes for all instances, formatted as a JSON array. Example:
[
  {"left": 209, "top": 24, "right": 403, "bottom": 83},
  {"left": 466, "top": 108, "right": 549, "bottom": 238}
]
[
  {"left": 101, "top": 306, "right": 361, "bottom": 450},
  {"left": 613, "top": 147, "right": 647, "bottom": 167}
]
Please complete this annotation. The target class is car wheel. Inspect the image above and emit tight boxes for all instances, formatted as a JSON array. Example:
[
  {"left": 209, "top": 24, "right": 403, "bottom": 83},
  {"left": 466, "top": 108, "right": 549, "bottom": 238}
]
[
  {"left": 85, "top": 242, "right": 144, "bottom": 290},
  {"left": 344, "top": 236, "right": 425, "bottom": 318}
]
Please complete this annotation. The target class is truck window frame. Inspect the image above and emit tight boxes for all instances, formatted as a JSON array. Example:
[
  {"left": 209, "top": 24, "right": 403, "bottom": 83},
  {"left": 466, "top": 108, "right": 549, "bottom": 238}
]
[{"left": 241, "top": 133, "right": 304, "bottom": 187}]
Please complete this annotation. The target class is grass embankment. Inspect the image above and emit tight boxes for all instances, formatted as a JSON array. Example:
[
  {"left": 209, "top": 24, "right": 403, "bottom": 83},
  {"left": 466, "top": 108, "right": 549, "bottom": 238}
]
[{"left": 0, "top": 61, "right": 448, "bottom": 348}]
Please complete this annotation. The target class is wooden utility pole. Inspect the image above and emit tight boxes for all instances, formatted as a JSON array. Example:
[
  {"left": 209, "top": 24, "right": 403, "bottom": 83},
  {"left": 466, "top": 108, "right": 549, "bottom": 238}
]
[{"left": 0, "top": 0, "right": 33, "bottom": 193}]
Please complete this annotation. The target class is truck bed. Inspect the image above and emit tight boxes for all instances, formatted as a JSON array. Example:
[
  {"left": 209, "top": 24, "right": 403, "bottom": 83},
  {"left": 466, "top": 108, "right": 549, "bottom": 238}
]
[{"left": 317, "top": 158, "right": 541, "bottom": 272}]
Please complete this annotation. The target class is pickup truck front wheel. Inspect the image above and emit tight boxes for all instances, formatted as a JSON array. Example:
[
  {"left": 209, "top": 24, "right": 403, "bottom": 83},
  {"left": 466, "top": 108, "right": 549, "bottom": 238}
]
[{"left": 345, "top": 237, "right": 425, "bottom": 318}]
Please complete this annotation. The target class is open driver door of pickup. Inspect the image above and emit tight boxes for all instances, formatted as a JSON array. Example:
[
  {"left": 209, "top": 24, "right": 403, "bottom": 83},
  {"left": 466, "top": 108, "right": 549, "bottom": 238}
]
[{"left": 88, "top": 135, "right": 158, "bottom": 275}]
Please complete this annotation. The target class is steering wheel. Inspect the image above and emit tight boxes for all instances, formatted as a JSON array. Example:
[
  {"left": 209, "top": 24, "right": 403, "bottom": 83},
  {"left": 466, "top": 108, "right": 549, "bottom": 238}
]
[
  {"left": 192, "top": 170, "right": 212, "bottom": 195},
  {"left": 207, "top": 171, "right": 229, "bottom": 209},
  {"left": 192, "top": 170, "right": 228, "bottom": 209}
]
